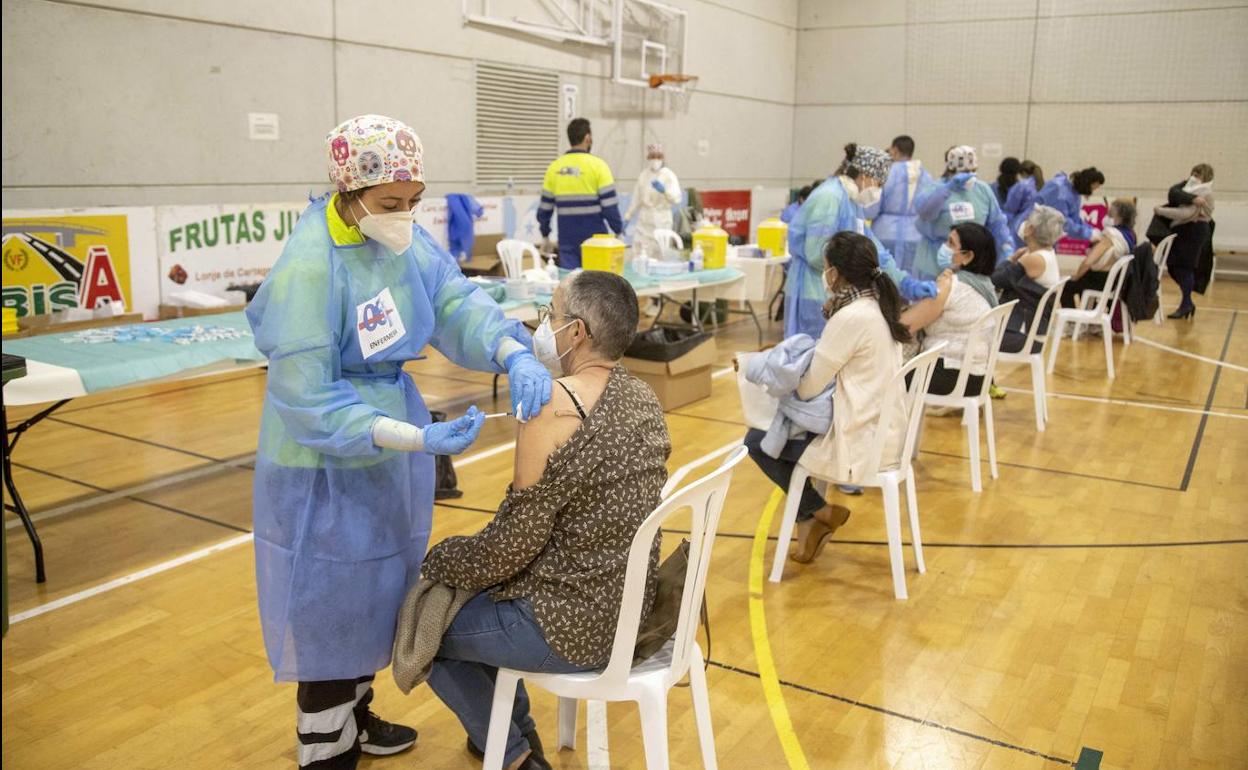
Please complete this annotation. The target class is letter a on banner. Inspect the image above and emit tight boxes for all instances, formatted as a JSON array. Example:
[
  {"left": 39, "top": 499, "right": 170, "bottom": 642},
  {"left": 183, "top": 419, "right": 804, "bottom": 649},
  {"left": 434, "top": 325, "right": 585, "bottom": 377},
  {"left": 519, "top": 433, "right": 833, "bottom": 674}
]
[{"left": 79, "top": 245, "right": 125, "bottom": 309}]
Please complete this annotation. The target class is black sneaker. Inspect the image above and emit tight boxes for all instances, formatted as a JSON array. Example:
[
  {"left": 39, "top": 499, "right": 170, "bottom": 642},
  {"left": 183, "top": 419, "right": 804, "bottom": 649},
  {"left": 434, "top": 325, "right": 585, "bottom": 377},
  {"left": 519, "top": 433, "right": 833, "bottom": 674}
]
[
  {"left": 466, "top": 731, "right": 548, "bottom": 767},
  {"left": 358, "top": 710, "right": 417, "bottom": 756}
]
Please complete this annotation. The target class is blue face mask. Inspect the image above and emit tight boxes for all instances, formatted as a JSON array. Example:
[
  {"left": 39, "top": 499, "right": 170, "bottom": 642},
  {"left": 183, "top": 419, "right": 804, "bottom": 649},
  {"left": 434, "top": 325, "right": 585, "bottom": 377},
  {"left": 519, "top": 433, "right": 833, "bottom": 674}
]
[{"left": 937, "top": 243, "right": 955, "bottom": 269}]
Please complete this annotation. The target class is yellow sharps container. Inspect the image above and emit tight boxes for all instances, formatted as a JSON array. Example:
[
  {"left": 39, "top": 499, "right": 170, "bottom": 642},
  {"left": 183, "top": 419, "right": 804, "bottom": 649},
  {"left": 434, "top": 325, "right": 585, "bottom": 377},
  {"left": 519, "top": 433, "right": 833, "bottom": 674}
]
[
  {"left": 692, "top": 224, "right": 729, "bottom": 269},
  {"left": 580, "top": 233, "right": 625, "bottom": 274},
  {"left": 757, "top": 217, "right": 787, "bottom": 257}
]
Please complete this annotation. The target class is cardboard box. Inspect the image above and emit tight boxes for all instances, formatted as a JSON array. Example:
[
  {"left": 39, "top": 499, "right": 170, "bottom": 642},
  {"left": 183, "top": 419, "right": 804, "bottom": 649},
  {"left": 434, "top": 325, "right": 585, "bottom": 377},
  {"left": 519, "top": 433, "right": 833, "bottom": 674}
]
[
  {"left": 459, "top": 233, "right": 505, "bottom": 276},
  {"left": 622, "top": 335, "right": 717, "bottom": 410},
  {"left": 158, "top": 304, "right": 247, "bottom": 320}
]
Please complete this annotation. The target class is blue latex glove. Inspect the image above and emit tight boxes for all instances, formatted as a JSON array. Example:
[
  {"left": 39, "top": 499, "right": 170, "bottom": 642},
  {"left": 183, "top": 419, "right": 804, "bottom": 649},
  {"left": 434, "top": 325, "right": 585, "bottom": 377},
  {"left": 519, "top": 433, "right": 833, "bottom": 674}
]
[
  {"left": 947, "top": 172, "right": 974, "bottom": 189},
  {"left": 423, "top": 406, "right": 485, "bottom": 455},
  {"left": 505, "top": 349, "right": 552, "bottom": 421},
  {"left": 650, "top": 179, "right": 666, "bottom": 194},
  {"left": 900, "top": 275, "right": 938, "bottom": 301}
]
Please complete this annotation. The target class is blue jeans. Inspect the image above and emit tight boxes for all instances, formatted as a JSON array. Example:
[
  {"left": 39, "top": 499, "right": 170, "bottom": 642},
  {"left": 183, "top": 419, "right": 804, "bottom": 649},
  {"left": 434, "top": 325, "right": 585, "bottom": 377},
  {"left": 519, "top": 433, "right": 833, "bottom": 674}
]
[{"left": 427, "top": 593, "right": 592, "bottom": 766}]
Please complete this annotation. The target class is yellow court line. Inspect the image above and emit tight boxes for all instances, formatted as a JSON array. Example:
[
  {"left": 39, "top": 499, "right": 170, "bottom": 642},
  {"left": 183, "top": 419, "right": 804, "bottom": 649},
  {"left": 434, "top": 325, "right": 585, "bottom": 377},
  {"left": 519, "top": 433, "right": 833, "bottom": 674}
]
[{"left": 748, "top": 488, "right": 811, "bottom": 770}]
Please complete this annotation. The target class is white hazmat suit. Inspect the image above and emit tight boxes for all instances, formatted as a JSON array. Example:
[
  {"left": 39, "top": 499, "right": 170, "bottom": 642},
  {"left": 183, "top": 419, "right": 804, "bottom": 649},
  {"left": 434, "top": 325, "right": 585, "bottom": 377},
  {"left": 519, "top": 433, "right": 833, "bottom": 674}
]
[{"left": 625, "top": 148, "right": 682, "bottom": 257}]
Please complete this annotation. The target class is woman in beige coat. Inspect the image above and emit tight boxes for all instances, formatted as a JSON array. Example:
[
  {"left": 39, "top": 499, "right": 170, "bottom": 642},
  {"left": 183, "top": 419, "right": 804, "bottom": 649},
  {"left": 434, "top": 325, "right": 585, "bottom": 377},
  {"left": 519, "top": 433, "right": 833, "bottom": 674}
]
[{"left": 743, "top": 232, "right": 911, "bottom": 564}]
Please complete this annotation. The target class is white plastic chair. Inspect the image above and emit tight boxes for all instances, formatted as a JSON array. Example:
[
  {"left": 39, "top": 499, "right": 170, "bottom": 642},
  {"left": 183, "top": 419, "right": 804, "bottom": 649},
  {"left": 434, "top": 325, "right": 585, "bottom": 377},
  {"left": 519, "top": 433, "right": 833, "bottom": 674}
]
[
  {"left": 496, "top": 238, "right": 543, "bottom": 278},
  {"left": 482, "top": 446, "right": 749, "bottom": 770},
  {"left": 768, "top": 344, "right": 946, "bottom": 599},
  {"left": 652, "top": 228, "right": 683, "bottom": 257},
  {"left": 997, "top": 279, "right": 1068, "bottom": 432},
  {"left": 1047, "top": 255, "right": 1134, "bottom": 379},
  {"left": 1152, "top": 234, "right": 1176, "bottom": 325},
  {"left": 923, "top": 301, "right": 1018, "bottom": 493}
]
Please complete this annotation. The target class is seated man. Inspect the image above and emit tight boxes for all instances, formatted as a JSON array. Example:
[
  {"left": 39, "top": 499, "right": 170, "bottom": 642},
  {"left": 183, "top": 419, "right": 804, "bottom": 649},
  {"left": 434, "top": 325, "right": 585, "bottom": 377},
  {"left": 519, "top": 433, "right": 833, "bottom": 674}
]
[{"left": 421, "top": 270, "right": 671, "bottom": 770}]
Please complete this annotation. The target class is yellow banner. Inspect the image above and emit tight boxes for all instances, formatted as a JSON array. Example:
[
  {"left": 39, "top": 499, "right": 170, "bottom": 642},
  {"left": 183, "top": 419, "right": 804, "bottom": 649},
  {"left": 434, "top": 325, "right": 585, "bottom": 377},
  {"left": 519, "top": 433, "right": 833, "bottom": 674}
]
[{"left": 2, "top": 214, "right": 133, "bottom": 318}]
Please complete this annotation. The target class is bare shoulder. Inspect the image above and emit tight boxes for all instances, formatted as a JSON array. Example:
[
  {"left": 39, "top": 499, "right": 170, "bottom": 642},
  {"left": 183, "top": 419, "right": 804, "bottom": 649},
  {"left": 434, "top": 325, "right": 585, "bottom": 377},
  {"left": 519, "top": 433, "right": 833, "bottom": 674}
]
[{"left": 513, "top": 379, "right": 582, "bottom": 489}]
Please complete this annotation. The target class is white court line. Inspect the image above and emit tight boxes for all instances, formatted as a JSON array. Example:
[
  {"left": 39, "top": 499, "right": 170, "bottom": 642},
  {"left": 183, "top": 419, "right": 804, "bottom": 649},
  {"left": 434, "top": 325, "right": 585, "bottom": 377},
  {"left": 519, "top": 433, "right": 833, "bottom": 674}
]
[
  {"left": 6, "top": 440, "right": 518, "bottom": 624},
  {"left": 1132, "top": 335, "right": 1248, "bottom": 373},
  {"left": 713, "top": 366, "right": 735, "bottom": 379},
  {"left": 9, "top": 532, "right": 256, "bottom": 624},
  {"left": 1001, "top": 387, "right": 1248, "bottom": 421}
]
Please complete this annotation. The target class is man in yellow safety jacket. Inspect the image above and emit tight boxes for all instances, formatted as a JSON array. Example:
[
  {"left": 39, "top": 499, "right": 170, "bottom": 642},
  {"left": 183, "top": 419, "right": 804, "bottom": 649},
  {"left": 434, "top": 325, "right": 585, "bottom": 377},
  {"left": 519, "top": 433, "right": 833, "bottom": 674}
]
[{"left": 538, "top": 118, "right": 624, "bottom": 268}]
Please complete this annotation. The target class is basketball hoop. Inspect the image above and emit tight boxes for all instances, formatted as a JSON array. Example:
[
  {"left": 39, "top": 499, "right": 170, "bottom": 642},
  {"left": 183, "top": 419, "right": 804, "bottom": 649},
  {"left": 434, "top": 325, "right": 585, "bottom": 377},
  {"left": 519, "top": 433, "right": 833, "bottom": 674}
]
[{"left": 648, "top": 73, "right": 698, "bottom": 112}]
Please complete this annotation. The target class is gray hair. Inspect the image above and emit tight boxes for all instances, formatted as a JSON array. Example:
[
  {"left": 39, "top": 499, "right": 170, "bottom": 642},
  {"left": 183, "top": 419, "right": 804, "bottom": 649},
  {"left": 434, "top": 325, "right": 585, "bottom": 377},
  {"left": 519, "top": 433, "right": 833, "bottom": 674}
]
[
  {"left": 564, "top": 271, "right": 639, "bottom": 360},
  {"left": 1109, "top": 198, "right": 1137, "bottom": 229},
  {"left": 1026, "top": 205, "right": 1066, "bottom": 248}
]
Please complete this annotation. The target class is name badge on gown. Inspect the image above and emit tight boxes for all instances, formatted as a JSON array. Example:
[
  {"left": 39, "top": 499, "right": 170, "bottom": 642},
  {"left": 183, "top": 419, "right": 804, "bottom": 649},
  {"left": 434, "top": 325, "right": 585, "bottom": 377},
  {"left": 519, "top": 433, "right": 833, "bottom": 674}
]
[
  {"left": 948, "top": 202, "right": 975, "bottom": 222},
  {"left": 356, "top": 287, "right": 407, "bottom": 358},
  {"left": 855, "top": 218, "right": 865, "bottom": 235}
]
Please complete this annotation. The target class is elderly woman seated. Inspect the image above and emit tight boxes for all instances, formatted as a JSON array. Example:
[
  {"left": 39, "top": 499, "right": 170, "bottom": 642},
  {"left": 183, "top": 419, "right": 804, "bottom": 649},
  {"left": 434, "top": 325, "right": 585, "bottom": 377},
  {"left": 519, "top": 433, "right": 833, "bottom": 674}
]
[
  {"left": 994, "top": 204, "right": 1065, "bottom": 353},
  {"left": 900, "top": 222, "right": 1000, "bottom": 397},
  {"left": 419, "top": 271, "right": 671, "bottom": 770},
  {"left": 1061, "top": 198, "right": 1138, "bottom": 308}
]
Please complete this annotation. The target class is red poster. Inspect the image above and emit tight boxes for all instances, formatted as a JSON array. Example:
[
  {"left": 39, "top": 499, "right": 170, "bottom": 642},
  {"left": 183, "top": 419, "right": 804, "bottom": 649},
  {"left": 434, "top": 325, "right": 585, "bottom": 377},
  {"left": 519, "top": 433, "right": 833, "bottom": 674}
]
[
  {"left": 1055, "top": 202, "right": 1108, "bottom": 256},
  {"left": 699, "top": 190, "right": 752, "bottom": 239}
]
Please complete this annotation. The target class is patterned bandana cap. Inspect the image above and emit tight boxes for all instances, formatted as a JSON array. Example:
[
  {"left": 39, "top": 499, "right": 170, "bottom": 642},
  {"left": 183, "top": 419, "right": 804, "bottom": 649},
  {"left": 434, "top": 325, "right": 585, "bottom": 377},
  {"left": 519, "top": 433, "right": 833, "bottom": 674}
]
[
  {"left": 945, "top": 145, "right": 978, "bottom": 173},
  {"left": 325, "top": 114, "right": 424, "bottom": 193},
  {"left": 646, "top": 143, "right": 664, "bottom": 158},
  {"left": 852, "top": 145, "right": 892, "bottom": 183}
]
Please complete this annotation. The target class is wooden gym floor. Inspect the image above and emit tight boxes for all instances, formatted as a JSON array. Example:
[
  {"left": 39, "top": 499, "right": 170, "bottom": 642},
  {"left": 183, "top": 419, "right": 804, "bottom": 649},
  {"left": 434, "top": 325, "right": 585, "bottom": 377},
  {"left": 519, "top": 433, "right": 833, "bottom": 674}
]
[{"left": 3, "top": 279, "right": 1246, "bottom": 770}]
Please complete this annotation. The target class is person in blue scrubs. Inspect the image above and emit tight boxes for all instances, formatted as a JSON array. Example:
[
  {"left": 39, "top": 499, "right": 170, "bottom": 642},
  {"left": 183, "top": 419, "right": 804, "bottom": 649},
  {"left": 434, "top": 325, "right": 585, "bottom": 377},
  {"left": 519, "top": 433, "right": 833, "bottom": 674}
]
[
  {"left": 1002, "top": 160, "right": 1044, "bottom": 237},
  {"left": 1029, "top": 167, "right": 1105, "bottom": 240},
  {"left": 781, "top": 183, "right": 814, "bottom": 223},
  {"left": 866, "top": 135, "right": 932, "bottom": 275},
  {"left": 247, "top": 114, "right": 552, "bottom": 769},
  {"left": 785, "top": 143, "right": 936, "bottom": 338},
  {"left": 912, "top": 145, "right": 1016, "bottom": 280}
]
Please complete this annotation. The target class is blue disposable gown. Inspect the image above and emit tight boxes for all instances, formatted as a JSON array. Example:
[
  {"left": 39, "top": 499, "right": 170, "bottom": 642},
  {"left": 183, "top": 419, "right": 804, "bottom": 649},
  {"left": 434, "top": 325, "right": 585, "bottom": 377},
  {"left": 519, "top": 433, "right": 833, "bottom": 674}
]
[
  {"left": 1001, "top": 176, "right": 1038, "bottom": 236},
  {"left": 784, "top": 177, "right": 916, "bottom": 339},
  {"left": 1032, "top": 173, "right": 1095, "bottom": 240},
  {"left": 912, "top": 177, "right": 1016, "bottom": 279},
  {"left": 246, "top": 196, "right": 528, "bottom": 682},
  {"left": 864, "top": 160, "right": 931, "bottom": 275}
]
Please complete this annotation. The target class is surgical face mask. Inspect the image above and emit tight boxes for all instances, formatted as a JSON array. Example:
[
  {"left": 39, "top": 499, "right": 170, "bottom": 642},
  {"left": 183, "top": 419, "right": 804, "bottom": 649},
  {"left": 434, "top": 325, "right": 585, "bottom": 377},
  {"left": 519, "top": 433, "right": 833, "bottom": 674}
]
[
  {"left": 855, "top": 185, "right": 881, "bottom": 208},
  {"left": 649, "top": 159, "right": 663, "bottom": 172},
  {"left": 355, "top": 199, "right": 415, "bottom": 255},
  {"left": 823, "top": 268, "right": 839, "bottom": 293},
  {"left": 532, "top": 319, "right": 576, "bottom": 374},
  {"left": 937, "top": 243, "right": 956, "bottom": 270},
  {"left": 1016, "top": 220, "right": 1027, "bottom": 241},
  {"left": 1103, "top": 216, "right": 1116, "bottom": 228}
]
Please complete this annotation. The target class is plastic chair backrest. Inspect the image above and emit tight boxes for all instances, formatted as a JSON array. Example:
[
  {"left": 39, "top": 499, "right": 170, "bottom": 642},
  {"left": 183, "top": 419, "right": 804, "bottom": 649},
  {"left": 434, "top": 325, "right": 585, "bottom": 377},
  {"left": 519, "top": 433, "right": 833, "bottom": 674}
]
[
  {"left": 862, "top": 343, "right": 946, "bottom": 481},
  {"left": 943, "top": 300, "right": 1019, "bottom": 399},
  {"left": 598, "top": 446, "right": 748, "bottom": 687},
  {"left": 1022, "top": 277, "right": 1069, "bottom": 356},
  {"left": 1153, "top": 234, "right": 1176, "bottom": 272},
  {"left": 1089, "top": 255, "right": 1134, "bottom": 317},
  {"left": 497, "top": 239, "right": 541, "bottom": 278},
  {"left": 653, "top": 229, "right": 683, "bottom": 254}
]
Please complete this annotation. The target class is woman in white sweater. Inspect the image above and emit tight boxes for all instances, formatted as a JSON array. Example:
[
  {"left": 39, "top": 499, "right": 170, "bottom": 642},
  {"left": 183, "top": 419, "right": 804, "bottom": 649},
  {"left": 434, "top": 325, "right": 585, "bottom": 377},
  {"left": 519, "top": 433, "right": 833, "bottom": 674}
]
[{"left": 743, "top": 232, "right": 911, "bottom": 564}]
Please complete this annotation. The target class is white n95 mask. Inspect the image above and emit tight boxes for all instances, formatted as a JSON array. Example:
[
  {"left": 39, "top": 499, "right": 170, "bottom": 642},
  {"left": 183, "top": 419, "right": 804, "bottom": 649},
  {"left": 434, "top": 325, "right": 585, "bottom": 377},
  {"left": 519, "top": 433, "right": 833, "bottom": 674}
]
[
  {"left": 855, "top": 186, "right": 881, "bottom": 208},
  {"left": 356, "top": 199, "right": 415, "bottom": 255},
  {"left": 649, "top": 160, "right": 663, "bottom": 172},
  {"left": 532, "top": 319, "right": 576, "bottom": 374}
]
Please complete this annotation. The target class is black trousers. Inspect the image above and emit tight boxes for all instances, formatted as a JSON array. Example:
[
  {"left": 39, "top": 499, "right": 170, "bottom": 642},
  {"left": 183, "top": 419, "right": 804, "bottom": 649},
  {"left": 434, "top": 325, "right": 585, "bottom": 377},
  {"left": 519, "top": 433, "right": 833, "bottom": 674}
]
[
  {"left": 296, "top": 675, "right": 375, "bottom": 769},
  {"left": 909, "top": 360, "right": 984, "bottom": 397},
  {"left": 1060, "top": 270, "right": 1109, "bottom": 308},
  {"left": 743, "top": 429, "right": 825, "bottom": 521}
]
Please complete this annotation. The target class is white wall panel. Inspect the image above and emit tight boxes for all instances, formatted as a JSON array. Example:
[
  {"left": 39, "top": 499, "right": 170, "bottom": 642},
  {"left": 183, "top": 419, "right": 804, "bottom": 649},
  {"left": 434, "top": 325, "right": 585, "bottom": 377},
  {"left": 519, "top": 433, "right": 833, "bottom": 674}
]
[
  {"left": 796, "top": 26, "right": 905, "bottom": 104},
  {"left": 1, "top": 1, "right": 332, "bottom": 189},
  {"left": 1039, "top": 0, "right": 1247, "bottom": 17},
  {"left": 904, "top": 18, "right": 1034, "bottom": 104},
  {"left": 905, "top": 105, "right": 1029, "bottom": 174},
  {"left": 1032, "top": 9, "right": 1248, "bottom": 103},
  {"left": 75, "top": 0, "right": 334, "bottom": 37},
  {"left": 907, "top": 0, "right": 1036, "bottom": 23},
  {"left": 799, "top": 0, "right": 905, "bottom": 29}
]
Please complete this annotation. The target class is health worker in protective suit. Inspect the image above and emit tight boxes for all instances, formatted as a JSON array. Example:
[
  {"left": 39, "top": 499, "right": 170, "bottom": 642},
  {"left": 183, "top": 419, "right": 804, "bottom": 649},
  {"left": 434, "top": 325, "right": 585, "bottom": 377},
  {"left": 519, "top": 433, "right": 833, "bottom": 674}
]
[
  {"left": 246, "top": 114, "right": 552, "bottom": 770},
  {"left": 864, "top": 134, "right": 932, "bottom": 275},
  {"left": 624, "top": 143, "right": 682, "bottom": 258},
  {"left": 912, "top": 145, "right": 1016, "bottom": 280},
  {"left": 785, "top": 143, "right": 937, "bottom": 338}
]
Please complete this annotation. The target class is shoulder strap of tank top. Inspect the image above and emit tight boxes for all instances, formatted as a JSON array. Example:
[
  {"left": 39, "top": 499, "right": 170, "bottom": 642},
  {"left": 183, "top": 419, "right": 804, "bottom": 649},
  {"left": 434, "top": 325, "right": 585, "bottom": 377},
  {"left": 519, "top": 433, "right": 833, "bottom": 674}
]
[{"left": 556, "top": 379, "right": 588, "bottom": 420}]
